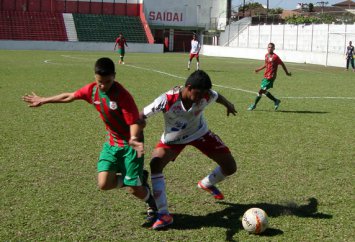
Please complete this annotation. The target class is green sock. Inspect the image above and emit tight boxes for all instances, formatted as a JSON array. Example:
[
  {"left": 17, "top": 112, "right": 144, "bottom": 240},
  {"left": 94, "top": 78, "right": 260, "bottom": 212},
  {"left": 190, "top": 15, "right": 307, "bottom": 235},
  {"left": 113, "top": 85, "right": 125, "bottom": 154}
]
[
  {"left": 266, "top": 92, "right": 277, "bottom": 102},
  {"left": 254, "top": 96, "right": 261, "bottom": 106}
]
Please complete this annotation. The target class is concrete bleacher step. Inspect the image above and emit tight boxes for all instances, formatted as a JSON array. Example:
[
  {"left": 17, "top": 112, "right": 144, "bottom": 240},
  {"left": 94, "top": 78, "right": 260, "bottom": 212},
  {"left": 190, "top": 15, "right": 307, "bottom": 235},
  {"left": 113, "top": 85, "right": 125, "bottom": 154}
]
[{"left": 63, "top": 13, "right": 78, "bottom": 42}]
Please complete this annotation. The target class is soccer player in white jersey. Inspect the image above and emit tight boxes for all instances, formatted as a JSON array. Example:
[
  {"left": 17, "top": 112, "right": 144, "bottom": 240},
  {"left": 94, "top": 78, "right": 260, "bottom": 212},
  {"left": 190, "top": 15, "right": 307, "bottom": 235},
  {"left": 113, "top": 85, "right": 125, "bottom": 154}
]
[
  {"left": 140, "top": 70, "right": 238, "bottom": 230},
  {"left": 188, "top": 34, "right": 201, "bottom": 70}
]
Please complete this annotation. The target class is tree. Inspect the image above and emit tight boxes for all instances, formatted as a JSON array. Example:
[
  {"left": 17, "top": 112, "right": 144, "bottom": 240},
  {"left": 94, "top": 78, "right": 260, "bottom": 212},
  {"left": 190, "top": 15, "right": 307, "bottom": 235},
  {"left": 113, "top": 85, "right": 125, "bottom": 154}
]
[
  {"left": 238, "top": 2, "right": 263, "bottom": 12},
  {"left": 269, "top": 8, "right": 283, "bottom": 15},
  {"left": 285, "top": 14, "right": 336, "bottom": 24},
  {"left": 309, "top": 3, "right": 314, "bottom": 12}
]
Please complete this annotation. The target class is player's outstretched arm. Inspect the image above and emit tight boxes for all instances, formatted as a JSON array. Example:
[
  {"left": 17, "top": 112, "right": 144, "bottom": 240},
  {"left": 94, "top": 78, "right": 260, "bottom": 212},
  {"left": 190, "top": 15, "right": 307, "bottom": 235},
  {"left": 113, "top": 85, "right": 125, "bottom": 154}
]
[
  {"left": 216, "top": 93, "right": 237, "bottom": 116},
  {"left": 255, "top": 64, "right": 266, "bottom": 73},
  {"left": 22, "top": 92, "right": 76, "bottom": 107},
  {"left": 281, "top": 62, "right": 291, "bottom": 76}
]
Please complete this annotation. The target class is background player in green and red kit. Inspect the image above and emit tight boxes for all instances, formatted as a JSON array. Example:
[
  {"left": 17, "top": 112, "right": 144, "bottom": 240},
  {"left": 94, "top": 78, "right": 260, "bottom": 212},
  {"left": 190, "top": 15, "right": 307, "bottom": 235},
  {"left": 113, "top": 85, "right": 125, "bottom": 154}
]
[
  {"left": 140, "top": 70, "right": 237, "bottom": 230},
  {"left": 114, "top": 33, "right": 128, "bottom": 64},
  {"left": 248, "top": 42, "right": 291, "bottom": 111},
  {"left": 22, "top": 57, "right": 157, "bottom": 221}
]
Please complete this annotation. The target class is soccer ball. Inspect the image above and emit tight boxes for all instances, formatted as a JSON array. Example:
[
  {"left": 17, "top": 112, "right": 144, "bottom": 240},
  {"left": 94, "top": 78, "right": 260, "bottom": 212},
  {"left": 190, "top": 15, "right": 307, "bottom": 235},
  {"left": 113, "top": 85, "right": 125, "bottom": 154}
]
[{"left": 242, "top": 208, "right": 268, "bottom": 234}]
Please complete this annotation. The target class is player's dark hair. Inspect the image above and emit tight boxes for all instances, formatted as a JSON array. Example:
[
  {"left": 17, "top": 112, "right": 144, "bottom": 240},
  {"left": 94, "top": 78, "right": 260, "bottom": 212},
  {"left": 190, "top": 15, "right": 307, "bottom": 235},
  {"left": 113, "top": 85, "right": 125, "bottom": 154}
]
[
  {"left": 268, "top": 42, "right": 275, "bottom": 48},
  {"left": 185, "top": 70, "right": 212, "bottom": 90},
  {"left": 95, "top": 57, "right": 115, "bottom": 76}
]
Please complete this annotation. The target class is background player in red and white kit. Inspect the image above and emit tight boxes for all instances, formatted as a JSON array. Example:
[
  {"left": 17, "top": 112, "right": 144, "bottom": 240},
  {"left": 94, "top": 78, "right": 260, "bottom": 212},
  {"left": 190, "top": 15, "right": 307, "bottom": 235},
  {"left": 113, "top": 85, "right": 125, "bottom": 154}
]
[
  {"left": 114, "top": 33, "right": 128, "bottom": 64},
  {"left": 187, "top": 34, "right": 201, "bottom": 71},
  {"left": 248, "top": 42, "right": 291, "bottom": 111},
  {"left": 140, "top": 70, "right": 237, "bottom": 230},
  {"left": 22, "top": 57, "right": 156, "bottom": 221}
]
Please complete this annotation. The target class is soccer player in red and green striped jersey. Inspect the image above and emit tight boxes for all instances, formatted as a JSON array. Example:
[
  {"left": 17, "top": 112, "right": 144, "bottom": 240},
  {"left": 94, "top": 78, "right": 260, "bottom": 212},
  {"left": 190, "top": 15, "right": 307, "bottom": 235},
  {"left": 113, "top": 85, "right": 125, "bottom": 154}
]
[
  {"left": 248, "top": 42, "right": 291, "bottom": 111},
  {"left": 22, "top": 57, "right": 157, "bottom": 221},
  {"left": 114, "top": 33, "right": 128, "bottom": 64}
]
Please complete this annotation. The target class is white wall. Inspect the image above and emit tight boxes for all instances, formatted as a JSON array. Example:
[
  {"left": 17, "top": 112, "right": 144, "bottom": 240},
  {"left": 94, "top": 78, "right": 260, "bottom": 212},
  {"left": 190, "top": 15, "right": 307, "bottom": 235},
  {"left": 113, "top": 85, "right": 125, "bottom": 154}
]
[
  {"left": 215, "top": 22, "right": 355, "bottom": 68},
  {"left": 222, "top": 23, "right": 355, "bottom": 54},
  {"left": 143, "top": 0, "right": 226, "bottom": 30},
  {"left": 0, "top": 40, "right": 163, "bottom": 52},
  {"left": 201, "top": 45, "right": 346, "bottom": 68}
]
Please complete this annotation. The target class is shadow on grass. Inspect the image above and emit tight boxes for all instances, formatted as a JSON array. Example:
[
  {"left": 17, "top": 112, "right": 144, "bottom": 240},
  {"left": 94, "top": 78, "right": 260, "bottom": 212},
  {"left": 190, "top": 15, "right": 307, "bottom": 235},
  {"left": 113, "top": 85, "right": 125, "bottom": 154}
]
[{"left": 143, "top": 198, "right": 332, "bottom": 241}]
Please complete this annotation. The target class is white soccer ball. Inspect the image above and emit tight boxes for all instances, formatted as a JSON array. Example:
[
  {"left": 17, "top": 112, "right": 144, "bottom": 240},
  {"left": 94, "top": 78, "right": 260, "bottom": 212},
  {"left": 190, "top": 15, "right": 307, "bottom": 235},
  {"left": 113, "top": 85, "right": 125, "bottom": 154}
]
[{"left": 242, "top": 208, "right": 268, "bottom": 234}]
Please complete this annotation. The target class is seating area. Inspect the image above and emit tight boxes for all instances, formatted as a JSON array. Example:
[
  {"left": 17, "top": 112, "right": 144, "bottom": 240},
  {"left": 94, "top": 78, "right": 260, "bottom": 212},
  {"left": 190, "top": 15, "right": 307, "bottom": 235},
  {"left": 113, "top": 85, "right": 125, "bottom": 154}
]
[
  {"left": 0, "top": 11, "right": 67, "bottom": 41},
  {"left": 0, "top": 11, "right": 148, "bottom": 43},
  {"left": 73, "top": 14, "right": 148, "bottom": 43}
]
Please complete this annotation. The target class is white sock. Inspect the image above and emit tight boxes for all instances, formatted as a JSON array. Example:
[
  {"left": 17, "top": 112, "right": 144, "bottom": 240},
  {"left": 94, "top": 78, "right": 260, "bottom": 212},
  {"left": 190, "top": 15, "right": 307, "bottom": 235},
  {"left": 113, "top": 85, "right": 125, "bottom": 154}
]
[
  {"left": 188, "top": 61, "right": 191, "bottom": 68},
  {"left": 201, "top": 166, "right": 226, "bottom": 187},
  {"left": 151, "top": 173, "right": 169, "bottom": 214},
  {"left": 197, "top": 62, "right": 200, "bottom": 70}
]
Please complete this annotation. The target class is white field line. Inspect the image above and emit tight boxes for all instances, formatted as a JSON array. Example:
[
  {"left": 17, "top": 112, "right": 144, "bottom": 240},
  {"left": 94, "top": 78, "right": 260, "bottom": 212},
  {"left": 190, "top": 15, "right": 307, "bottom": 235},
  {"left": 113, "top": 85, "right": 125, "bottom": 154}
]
[{"left": 48, "top": 55, "right": 355, "bottom": 100}]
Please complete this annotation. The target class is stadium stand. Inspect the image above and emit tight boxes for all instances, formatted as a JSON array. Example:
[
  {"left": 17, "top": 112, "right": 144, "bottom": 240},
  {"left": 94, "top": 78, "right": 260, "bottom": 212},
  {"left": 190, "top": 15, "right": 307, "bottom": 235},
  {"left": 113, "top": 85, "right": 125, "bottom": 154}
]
[
  {"left": 0, "top": 11, "right": 67, "bottom": 41},
  {"left": 73, "top": 14, "right": 148, "bottom": 43},
  {"left": 0, "top": 10, "right": 148, "bottom": 43}
]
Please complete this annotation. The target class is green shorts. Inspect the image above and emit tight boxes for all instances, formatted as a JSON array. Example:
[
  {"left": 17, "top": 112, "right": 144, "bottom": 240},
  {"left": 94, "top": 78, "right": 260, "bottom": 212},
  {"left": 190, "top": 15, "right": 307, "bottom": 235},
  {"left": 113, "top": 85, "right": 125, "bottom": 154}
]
[
  {"left": 260, "top": 78, "right": 275, "bottom": 90},
  {"left": 97, "top": 142, "right": 144, "bottom": 186},
  {"left": 117, "top": 48, "right": 125, "bottom": 56}
]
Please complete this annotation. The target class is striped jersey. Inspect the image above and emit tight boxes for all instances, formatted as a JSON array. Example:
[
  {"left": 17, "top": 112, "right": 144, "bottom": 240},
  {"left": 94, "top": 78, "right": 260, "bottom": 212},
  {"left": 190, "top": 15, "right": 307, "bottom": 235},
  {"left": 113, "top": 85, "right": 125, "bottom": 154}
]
[
  {"left": 264, "top": 53, "right": 283, "bottom": 79},
  {"left": 143, "top": 86, "right": 218, "bottom": 144},
  {"left": 115, "top": 37, "right": 127, "bottom": 49},
  {"left": 74, "top": 81, "right": 139, "bottom": 147}
]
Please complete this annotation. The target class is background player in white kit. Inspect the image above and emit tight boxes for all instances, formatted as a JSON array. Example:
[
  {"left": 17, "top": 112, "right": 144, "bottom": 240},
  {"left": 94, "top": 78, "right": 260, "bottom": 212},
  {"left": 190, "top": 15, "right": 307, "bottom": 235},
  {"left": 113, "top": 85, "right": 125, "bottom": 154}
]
[
  {"left": 188, "top": 34, "right": 201, "bottom": 70},
  {"left": 140, "top": 70, "right": 237, "bottom": 230}
]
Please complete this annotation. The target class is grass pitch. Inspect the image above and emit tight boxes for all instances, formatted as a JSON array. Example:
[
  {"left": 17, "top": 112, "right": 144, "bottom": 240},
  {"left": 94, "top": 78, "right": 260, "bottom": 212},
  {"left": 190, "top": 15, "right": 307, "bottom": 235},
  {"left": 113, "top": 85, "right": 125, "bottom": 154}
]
[{"left": 0, "top": 50, "right": 354, "bottom": 241}]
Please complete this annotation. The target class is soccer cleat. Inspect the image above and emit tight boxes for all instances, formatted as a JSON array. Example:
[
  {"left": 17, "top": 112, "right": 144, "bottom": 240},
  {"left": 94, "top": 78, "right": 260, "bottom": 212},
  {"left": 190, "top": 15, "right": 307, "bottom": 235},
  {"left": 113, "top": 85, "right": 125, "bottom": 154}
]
[
  {"left": 197, "top": 181, "right": 224, "bottom": 200},
  {"left": 274, "top": 99, "right": 281, "bottom": 111},
  {"left": 247, "top": 104, "right": 256, "bottom": 111},
  {"left": 152, "top": 213, "right": 173, "bottom": 230},
  {"left": 122, "top": 62, "right": 125, "bottom": 65},
  {"left": 146, "top": 207, "right": 157, "bottom": 222}
]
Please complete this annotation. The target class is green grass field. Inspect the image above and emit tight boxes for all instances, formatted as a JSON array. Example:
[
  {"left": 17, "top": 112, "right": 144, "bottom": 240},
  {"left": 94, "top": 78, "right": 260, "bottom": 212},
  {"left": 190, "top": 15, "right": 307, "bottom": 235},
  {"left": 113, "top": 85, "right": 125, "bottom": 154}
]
[{"left": 1, "top": 50, "right": 354, "bottom": 241}]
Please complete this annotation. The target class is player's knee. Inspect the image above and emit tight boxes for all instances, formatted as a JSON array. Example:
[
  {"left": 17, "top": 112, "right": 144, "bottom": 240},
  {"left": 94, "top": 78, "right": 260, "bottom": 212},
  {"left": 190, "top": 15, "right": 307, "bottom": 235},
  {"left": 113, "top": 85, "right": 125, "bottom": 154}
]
[
  {"left": 223, "top": 159, "right": 237, "bottom": 176},
  {"left": 150, "top": 157, "right": 164, "bottom": 173},
  {"left": 97, "top": 181, "right": 111, "bottom": 190},
  {"left": 258, "top": 89, "right": 265, "bottom": 96}
]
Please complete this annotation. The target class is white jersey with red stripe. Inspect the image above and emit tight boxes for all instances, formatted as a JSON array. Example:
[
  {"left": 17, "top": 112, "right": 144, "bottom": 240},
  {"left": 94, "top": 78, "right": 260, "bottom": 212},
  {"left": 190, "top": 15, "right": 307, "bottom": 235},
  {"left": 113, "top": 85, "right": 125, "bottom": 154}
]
[{"left": 143, "top": 86, "right": 218, "bottom": 144}]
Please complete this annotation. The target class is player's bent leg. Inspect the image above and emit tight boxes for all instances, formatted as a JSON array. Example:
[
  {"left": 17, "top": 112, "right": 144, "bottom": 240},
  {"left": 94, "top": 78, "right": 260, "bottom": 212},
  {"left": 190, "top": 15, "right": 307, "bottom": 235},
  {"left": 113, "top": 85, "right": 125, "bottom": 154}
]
[
  {"left": 126, "top": 185, "right": 147, "bottom": 198},
  {"left": 248, "top": 89, "right": 264, "bottom": 111},
  {"left": 97, "top": 171, "right": 121, "bottom": 190},
  {"left": 150, "top": 148, "right": 177, "bottom": 174},
  {"left": 198, "top": 153, "right": 237, "bottom": 200},
  {"left": 209, "top": 153, "right": 237, "bottom": 176}
]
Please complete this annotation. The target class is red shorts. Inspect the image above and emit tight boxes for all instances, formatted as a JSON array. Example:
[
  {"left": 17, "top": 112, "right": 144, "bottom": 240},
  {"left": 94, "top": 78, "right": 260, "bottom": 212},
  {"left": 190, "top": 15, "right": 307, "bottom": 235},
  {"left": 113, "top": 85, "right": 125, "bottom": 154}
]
[
  {"left": 155, "top": 130, "right": 230, "bottom": 157},
  {"left": 189, "top": 53, "right": 199, "bottom": 59}
]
